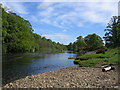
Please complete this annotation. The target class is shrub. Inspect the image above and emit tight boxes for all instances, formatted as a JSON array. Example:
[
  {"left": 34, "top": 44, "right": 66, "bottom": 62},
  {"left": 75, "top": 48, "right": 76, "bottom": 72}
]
[{"left": 96, "top": 46, "right": 107, "bottom": 54}]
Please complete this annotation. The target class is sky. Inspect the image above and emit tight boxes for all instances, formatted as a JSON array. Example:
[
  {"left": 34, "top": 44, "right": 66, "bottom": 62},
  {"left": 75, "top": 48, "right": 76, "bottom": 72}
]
[{"left": 1, "top": 0, "right": 118, "bottom": 45}]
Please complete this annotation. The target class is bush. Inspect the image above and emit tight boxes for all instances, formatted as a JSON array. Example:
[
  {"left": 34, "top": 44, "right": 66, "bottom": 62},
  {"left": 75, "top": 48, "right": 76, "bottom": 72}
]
[
  {"left": 82, "top": 47, "right": 95, "bottom": 51},
  {"left": 96, "top": 46, "right": 107, "bottom": 54}
]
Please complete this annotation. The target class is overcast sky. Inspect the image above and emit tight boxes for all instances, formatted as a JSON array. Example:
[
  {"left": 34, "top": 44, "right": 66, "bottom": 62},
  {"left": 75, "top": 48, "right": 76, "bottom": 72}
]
[{"left": 2, "top": 0, "right": 118, "bottom": 45}]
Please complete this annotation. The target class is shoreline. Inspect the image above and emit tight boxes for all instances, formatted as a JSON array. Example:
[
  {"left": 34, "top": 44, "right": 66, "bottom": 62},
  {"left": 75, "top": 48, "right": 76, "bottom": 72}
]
[{"left": 3, "top": 66, "right": 119, "bottom": 88}]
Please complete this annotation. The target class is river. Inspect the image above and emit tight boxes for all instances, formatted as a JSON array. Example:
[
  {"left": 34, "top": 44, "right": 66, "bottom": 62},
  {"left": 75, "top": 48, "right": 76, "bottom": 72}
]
[{"left": 2, "top": 51, "right": 78, "bottom": 85}]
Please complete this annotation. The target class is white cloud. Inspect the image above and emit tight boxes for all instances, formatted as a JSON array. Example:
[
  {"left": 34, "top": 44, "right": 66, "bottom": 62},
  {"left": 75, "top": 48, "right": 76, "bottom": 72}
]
[
  {"left": 62, "top": 29, "right": 67, "bottom": 32},
  {"left": 77, "top": 23, "right": 84, "bottom": 27},
  {"left": 81, "top": 11, "right": 108, "bottom": 24},
  {"left": 40, "top": 18, "right": 51, "bottom": 24},
  {"left": 36, "top": 2, "right": 118, "bottom": 29},
  {"left": 4, "top": 1, "right": 117, "bottom": 29},
  {"left": 2, "top": 2, "right": 28, "bottom": 14},
  {"left": 83, "top": 2, "right": 118, "bottom": 16},
  {"left": 42, "top": 33, "right": 70, "bottom": 41},
  {"left": 39, "top": 6, "right": 54, "bottom": 16},
  {"left": 30, "top": 16, "right": 39, "bottom": 22},
  {"left": 1, "top": 0, "right": 118, "bottom": 2},
  {"left": 37, "top": 2, "right": 53, "bottom": 9}
]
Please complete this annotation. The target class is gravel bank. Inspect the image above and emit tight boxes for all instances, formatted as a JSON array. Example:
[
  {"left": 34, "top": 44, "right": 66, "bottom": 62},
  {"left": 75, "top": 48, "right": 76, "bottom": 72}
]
[{"left": 3, "top": 66, "right": 119, "bottom": 88}]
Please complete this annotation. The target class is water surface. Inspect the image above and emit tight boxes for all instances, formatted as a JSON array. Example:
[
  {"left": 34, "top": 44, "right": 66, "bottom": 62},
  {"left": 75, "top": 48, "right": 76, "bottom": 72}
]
[{"left": 2, "top": 51, "right": 77, "bottom": 85}]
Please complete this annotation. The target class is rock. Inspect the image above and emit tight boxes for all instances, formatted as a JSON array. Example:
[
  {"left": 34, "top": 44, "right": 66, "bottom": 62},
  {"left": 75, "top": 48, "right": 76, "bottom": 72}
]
[{"left": 2, "top": 66, "right": 118, "bottom": 88}]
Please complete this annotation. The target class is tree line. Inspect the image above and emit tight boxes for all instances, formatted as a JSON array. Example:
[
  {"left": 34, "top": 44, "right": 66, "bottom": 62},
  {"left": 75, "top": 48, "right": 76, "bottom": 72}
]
[
  {"left": 2, "top": 6, "right": 66, "bottom": 53},
  {"left": 2, "top": 4, "right": 120, "bottom": 53},
  {"left": 67, "top": 33, "right": 104, "bottom": 52}
]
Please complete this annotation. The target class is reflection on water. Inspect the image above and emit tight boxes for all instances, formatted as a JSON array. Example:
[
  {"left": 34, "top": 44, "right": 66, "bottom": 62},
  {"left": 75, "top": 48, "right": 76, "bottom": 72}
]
[{"left": 2, "top": 51, "right": 77, "bottom": 85}]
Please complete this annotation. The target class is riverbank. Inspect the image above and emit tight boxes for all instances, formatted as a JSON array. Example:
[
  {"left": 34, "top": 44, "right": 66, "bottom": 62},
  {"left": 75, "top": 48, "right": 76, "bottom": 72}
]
[
  {"left": 74, "top": 48, "right": 119, "bottom": 67},
  {"left": 3, "top": 66, "right": 118, "bottom": 88}
]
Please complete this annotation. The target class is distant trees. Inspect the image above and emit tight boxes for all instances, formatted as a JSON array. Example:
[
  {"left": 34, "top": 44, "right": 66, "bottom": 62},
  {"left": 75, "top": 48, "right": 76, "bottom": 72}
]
[
  {"left": 67, "top": 34, "right": 104, "bottom": 52},
  {"left": 67, "top": 16, "right": 120, "bottom": 52},
  {"left": 104, "top": 16, "right": 120, "bottom": 47},
  {"left": 76, "top": 36, "right": 87, "bottom": 48},
  {"left": 67, "top": 42, "right": 73, "bottom": 51},
  {"left": 68, "top": 16, "right": 120, "bottom": 52},
  {"left": 84, "top": 34, "right": 103, "bottom": 48},
  {"left": 2, "top": 6, "right": 66, "bottom": 53}
]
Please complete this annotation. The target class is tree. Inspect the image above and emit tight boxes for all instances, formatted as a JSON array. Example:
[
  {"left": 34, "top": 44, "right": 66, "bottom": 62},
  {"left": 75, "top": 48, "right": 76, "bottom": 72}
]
[
  {"left": 76, "top": 36, "right": 87, "bottom": 49},
  {"left": 84, "top": 33, "right": 103, "bottom": 49},
  {"left": 104, "top": 16, "right": 120, "bottom": 47},
  {"left": 67, "top": 34, "right": 103, "bottom": 51},
  {"left": 2, "top": 5, "right": 66, "bottom": 53},
  {"left": 72, "top": 42, "right": 78, "bottom": 51},
  {"left": 67, "top": 42, "right": 73, "bottom": 50}
]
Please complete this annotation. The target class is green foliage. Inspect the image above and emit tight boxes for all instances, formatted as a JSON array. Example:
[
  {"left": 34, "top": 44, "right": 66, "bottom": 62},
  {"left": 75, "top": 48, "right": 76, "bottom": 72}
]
[
  {"left": 77, "top": 53, "right": 108, "bottom": 60},
  {"left": 84, "top": 33, "right": 103, "bottom": 48},
  {"left": 67, "top": 42, "right": 73, "bottom": 51},
  {"left": 67, "top": 34, "right": 104, "bottom": 52},
  {"left": 74, "top": 48, "right": 119, "bottom": 67},
  {"left": 104, "top": 16, "right": 120, "bottom": 47},
  {"left": 2, "top": 7, "right": 66, "bottom": 53},
  {"left": 76, "top": 36, "right": 87, "bottom": 49},
  {"left": 96, "top": 46, "right": 107, "bottom": 54}
]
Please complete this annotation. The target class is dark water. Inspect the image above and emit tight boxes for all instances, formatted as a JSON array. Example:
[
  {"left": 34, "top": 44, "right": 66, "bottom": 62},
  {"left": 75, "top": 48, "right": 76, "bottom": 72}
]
[{"left": 2, "top": 51, "right": 78, "bottom": 85}]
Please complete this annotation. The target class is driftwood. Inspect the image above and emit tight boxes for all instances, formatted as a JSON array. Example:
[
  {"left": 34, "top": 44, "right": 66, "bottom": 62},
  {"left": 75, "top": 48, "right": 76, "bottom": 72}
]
[
  {"left": 75, "top": 58, "right": 88, "bottom": 61},
  {"left": 102, "top": 66, "right": 115, "bottom": 72},
  {"left": 68, "top": 57, "right": 76, "bottom": 59}
]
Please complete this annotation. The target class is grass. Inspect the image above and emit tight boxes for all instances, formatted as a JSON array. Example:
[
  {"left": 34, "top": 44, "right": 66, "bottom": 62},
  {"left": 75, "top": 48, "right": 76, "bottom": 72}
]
[{"left": 74, "top": 48, "right": 119, "bottom": 67}]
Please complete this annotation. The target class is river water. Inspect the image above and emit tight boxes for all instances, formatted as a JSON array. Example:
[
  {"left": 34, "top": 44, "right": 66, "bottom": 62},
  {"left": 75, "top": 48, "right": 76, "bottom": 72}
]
[{"left": 2, "top": 51, "right": 78, "bottom": 85}]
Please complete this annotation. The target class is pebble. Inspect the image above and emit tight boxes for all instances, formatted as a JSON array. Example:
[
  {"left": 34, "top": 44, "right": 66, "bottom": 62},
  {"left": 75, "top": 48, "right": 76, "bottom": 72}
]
[{"left": 2, "top": 66, "right": 118, "bottom": 88}]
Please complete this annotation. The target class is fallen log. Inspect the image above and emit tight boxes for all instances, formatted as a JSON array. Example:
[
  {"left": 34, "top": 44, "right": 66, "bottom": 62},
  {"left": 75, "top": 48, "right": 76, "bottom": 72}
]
[
  {"left": 68, "top": 57, "right": 76, "bottom": 59},
  {"left": 102, "top": 66, "right": 115, "bottom": 72}
]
